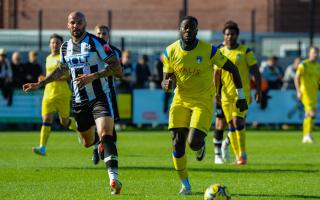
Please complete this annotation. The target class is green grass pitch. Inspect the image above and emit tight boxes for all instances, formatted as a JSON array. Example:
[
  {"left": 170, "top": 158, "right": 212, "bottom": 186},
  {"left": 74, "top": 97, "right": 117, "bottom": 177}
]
[{"left": 0, "top": 130, "right": 319, "bottom": 200}]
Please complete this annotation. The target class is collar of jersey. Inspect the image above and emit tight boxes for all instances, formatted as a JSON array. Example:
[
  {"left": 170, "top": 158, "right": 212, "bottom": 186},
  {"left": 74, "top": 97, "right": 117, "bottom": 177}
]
[
  {"left": 225, "top": 43, "right": 239, "bottom": 50},
  {"left": 179, "top": 38, "right": 199, "bottom": 51},
  {"left": 72, "top": 32, "right": 88, "bottom": 44}
]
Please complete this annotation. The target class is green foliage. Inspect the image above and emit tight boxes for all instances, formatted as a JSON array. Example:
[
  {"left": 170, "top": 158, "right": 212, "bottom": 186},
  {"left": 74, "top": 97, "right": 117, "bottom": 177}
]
[{"left": 0, "top": 131, "right": 319, "bottom": 200}]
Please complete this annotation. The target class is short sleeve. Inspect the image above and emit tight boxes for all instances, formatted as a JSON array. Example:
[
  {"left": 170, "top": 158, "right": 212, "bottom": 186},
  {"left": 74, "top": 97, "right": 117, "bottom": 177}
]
[
  {"left": 92, "top": 38, "right": 114, "bottom": 62},
  {"left": 245, "top": 48, "right": 257, "bottom": 67},
  {"left": 59, "top": 42, "right": 67, "bottom": 64},
  {"left": 210, "top": 46, "right": 228, "bottom": 69},
  {"left": 296, "top": 63, "right": 304, "bottom": 76},
  {"left": 163, "top": 49, "right": 173, "bottom": 73}
]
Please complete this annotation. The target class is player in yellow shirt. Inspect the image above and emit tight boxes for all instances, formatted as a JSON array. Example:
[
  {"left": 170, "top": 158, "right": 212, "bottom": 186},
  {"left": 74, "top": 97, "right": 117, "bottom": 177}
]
[
  {"left": 295, "top": 47, "right": 320, "bottom": 144},
  {"left": 213, "top": 21, "right": 261, "bottom": 165},
  {"left": 32, "top": 33, "right": 78, "bottom": 156},
  {"left": 161, "top": 16, "right": 248, "bottom": 195}
]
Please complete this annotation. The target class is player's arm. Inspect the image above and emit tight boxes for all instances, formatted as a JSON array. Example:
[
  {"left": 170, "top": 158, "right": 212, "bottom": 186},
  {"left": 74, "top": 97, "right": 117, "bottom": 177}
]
[
  {"left": 161, "top": 72, "right": 175, "bottom": 92},
  {"left": 75, "top": 55, "right": 122, "bottom": 89},
  {"left": 214, "top": 69, "right": 222, "bottom": 105},
  {"left": 221, "top": 60, "right": 248, "bottom": 111},
  {"left": 251, "top": 64, "right": 262, "bottom": 103},
  {"left": 294, "top": 73, "right": 302, "bottom": 100},
  {"left": 23, "top": 64, "right": 68, "bottom": 92}
]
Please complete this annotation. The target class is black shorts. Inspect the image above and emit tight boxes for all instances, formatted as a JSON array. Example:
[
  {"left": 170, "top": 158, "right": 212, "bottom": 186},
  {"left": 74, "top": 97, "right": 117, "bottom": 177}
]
[
  {"left": 72, "top": 94, "right": 113, "bottom": 132},
  {"left": 215, "top": 103, "right": 225, "bottom": 119}
]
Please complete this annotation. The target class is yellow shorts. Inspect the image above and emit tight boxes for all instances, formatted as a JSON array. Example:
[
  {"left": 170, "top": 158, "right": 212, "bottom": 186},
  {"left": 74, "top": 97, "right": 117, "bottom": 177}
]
[
  {"left": 221, "top": 98, "right": 248, "bottom": 123},
  {"left": 168, "top": 96, "right": 214, "bottom": 134},
  {"left": 42, "top": 96, "right": 71, "bottom": 118}
]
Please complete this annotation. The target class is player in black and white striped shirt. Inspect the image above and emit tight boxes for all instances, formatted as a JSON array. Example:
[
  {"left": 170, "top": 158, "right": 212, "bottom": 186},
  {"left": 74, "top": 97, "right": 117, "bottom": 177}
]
[{"left": 23, "top": 11, "right": 123, "bottom": 195}]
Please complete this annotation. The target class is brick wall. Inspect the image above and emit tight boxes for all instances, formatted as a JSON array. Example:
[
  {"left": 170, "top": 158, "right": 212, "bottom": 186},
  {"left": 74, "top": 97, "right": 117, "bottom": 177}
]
[{"left": 1, "top": 0, "right": 318, "bottom": 33}]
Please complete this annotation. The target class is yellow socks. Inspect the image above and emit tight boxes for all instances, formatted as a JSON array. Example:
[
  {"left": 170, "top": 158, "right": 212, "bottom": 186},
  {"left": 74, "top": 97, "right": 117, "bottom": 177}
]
[
  {"left": 40, "top": 123, "right": 51, "bottom": 147},
  {"left": 303, "top": 116, "right": 313, "bottom": 136},
  {"left": 228, "top": 130, "right": 240, "bottom": 159},
  {"left": 236, "top": 127, "right": 246, "bottom": 156},
  {"left": 68, "top": 117, "right": 77, "bottom": 131},
  {"left": 173, "top": 153, "right": 188, "bottom": 180}
]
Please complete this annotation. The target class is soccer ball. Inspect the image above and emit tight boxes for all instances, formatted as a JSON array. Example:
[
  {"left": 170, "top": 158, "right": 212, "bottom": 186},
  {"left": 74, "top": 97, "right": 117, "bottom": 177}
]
[{"left": 204, "top": 183, "right": 231, "bottom": 200}]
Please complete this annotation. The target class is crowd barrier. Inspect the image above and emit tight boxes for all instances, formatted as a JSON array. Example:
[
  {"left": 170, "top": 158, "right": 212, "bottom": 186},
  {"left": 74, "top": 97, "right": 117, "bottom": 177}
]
[{"left": 0, "top": 89, "right": 316, "bottom": 125}]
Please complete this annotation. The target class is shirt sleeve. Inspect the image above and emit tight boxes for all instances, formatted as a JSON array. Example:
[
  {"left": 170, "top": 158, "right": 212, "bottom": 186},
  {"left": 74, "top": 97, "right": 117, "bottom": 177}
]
[
  {"left": 245, "top": 48, "right": 257, "bottom": 67},
  {"left": 59, "top": 42, "right": 67, "bottom": 65},
  {"left": 163, "top": 48, "right": 173, "bottom": 73},
  {"left": 93, "top": 38, "right": 114, "bottom": 62},
  {"left": 210, "top": 46, "right": 228, "bottom": 69},
  {"left": 296, "top": 63, "right": 304, "bottom": 76}
]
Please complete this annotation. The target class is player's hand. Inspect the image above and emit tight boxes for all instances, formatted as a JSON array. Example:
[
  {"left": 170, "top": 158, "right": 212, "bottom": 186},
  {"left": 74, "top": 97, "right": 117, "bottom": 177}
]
[
  {"left": 255, "top": 90, "right": 262, "bottom": 104},
  {"left": 236, "top": 98, "right": 248, "bottom": 112},
  {"left": 38, "top": 75, "right": 45, "bottom": 82},
  {"left": 75, "top": 74, "right": 96, "bottom": 90},
  {"left": 22, "top": 82, "right": 41, "bottom": 92},
  {"left": 161, "top": 78, "right": 173, "bottom": 92}
]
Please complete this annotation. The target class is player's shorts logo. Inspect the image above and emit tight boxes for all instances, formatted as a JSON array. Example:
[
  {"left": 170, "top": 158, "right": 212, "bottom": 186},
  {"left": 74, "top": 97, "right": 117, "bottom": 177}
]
[{"left": 196, "top": 56, "right": 202, "bottom": 64}]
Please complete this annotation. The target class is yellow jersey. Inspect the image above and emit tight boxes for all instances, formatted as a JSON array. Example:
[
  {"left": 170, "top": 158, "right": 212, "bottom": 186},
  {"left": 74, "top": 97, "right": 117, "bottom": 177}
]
[
  {"left": 296, "top": 59, "right": 320, "bottom": 105},
  {"left": 216, "top": 44, "right": 257, "bottom": 101},
  {"left": 163, "top": 39, "right": 228, "bottom": 101},
  {"left": 43, "top": 54, "right": 71, "bottom": 100}
]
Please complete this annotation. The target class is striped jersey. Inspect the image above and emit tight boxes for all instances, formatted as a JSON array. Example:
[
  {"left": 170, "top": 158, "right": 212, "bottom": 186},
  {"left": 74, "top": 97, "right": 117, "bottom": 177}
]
[{"left": 60, "top": 32, "right": 114, "bottom": 105}]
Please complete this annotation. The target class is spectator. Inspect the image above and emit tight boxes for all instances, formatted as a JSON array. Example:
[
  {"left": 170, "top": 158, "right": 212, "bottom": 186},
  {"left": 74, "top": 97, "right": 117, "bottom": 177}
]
[
  {"left": 135, "top": 54, "right": 152, "bottom": 89},
  {"left": 23, "top": 51, "right": 43, "bottom": 84},
  {"left": 153, "top": 53, "right": 164, "bottom": 89},
  {"left": 0, "top": 48, "right": 14, "bottom": 106},
  {"left": 260, "top": 56, "right": 283, "bottom": 89},
  {"left": 11, "top": 51, "right": 24, "bottom": 88},
  {"left": 117, "top": 50, "right": 134, "bottom": 92},
  {"left": 282, "top": 57, "right": 301, "bottom": 90}
]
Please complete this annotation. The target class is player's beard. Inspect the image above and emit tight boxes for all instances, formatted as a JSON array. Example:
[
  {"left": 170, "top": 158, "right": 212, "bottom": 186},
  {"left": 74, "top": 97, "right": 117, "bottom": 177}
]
[{"left": 72, "top": 28, "right": 85, "bottom": 38}]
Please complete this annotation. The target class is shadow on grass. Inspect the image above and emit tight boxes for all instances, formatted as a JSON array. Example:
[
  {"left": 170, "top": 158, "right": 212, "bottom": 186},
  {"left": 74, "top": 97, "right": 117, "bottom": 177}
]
[
  {"left": 54, "top": 165, "right": 318, "bottom": 174},
  {"left": 236, "top": 193, "right": 320, "bottom": 199}
]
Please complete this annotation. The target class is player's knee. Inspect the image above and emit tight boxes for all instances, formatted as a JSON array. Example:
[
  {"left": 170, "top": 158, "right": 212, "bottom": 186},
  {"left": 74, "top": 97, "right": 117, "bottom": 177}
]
[
  {"left": 171, "top": 128, "right": 188, "bottom": 157},
  {"left": 188, "top": 128, "right": 206, "bottom": 151}
]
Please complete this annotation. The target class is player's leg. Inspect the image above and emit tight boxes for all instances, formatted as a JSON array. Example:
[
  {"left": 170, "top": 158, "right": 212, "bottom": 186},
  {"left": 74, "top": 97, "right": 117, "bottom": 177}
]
[
  {"left": 93, "top": 94, "right": 121, "bottom": 195},
  {"left": 221, "top": 101, "right": 236, "bottom": 162},
  {"left": 56, "top": 98, "right": 78, "bottom": 132},
  {"left": 168, "top": 101, "right": 192, "bottom": 195},
  {"left": 32, "top": 113, "right": 54, "bottom": 156},
  {"left": 171, "top": 128, "right": 190, "bottom": 195},
  {"left": 302, "top": 106, "right": 316, "bottom": 144},
  {"left": 233, "top": 116, "right": 247, "bottom": 165},
  {"left": 32, "top": 99, "right": 55, "bottom": 156},
  {"left": 213, "top": 103, "right": 226, "bottom": 164},
  {"left": 188, "top": 100, "right": 213, "bottom": 162}
]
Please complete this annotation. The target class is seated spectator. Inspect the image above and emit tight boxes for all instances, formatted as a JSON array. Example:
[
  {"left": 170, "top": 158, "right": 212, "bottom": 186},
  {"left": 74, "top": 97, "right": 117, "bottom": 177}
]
[
  {"left": 282, "top": 57, "right": 301, "bottom": 90},
  {"left": 0, "top": 48, "right": 14, "bottom": 106},
  {"left": 260, "top": 56, "right": 283, "bottom": 89},
  {"left": 23, "top": 51, "right": 43, "bottom": 84},
  {"left": 11, "top": 51, "right": 24, "bottom": 88},
  {"left": 135, "top": 54, "right": 152, "bottom": 89},
  {"left": 117, "top": 50, "right": 134, "bottom": 92}
]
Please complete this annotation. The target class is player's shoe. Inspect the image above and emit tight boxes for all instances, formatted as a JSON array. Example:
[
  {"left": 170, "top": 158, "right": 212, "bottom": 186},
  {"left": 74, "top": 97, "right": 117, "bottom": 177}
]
[
  {"left": 214, "top": 155, "right": 224, "bottom": 164},
  {"left": 302, "top": 134, "right": 314, "bottom": 144},
  {"left": 32, "top": 146, "right": 46, "bottom": 156},
  {"left": 236, "top": 153, "right": 247, "bottom": 165},
  {"left": 110, "top": 179, "right": 122, "bottom": 195},
  {"left": 92, "top": 148, "right": 100, "bottom": 165},
  {"left": 221, "top": 140, "right": 231, "bottom": 162},
  {"left": 196, "top": 144, "right": 205, "bottom": 161},
  {"left": 179, "top": 187, "right": 191, "bottom": 195}
]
